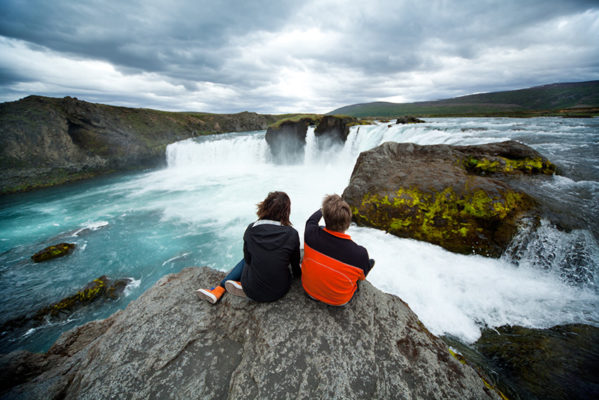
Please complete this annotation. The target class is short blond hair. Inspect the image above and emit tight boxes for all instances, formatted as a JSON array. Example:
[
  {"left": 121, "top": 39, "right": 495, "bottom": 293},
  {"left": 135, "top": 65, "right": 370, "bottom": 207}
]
[{"left": 322, "top": 194, "right": 351, "bottom": 232}]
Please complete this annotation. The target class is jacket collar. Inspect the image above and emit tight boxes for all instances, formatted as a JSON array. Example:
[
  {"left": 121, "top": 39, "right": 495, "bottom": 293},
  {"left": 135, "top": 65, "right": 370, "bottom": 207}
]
[
  {"left": 323, "top": 227, "right": 351, "bottom": 240},
  {"left": 253, "top": 219, "right": 282, "bottom": 227}
]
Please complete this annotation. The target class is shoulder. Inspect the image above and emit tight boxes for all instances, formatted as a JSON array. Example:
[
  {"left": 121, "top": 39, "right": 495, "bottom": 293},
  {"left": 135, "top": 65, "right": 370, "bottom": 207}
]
[
  {"left": 348, "top": 239, "right": 369, "bottom": 257},
  {"left": 285, "top": 225, "right": 300, "bottom": 238}
]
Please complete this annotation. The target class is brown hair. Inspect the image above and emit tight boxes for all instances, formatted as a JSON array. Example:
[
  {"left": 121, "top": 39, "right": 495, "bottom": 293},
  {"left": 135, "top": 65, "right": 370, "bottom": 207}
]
[
  {"left": 322, "top": 194, "right": 351, "bottom": 232},
  {"left": 257, "top": 191, "right": 292, "bottom": 226}
]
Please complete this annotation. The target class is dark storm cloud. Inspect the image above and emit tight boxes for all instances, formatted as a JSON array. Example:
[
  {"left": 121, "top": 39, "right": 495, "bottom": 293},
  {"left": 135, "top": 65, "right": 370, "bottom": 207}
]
[
  {"left": 0, "top": 0, "right": 598, "bottom": 112},
  {"left": 0, "top": 0, "right": 300, "bottom": 78}
]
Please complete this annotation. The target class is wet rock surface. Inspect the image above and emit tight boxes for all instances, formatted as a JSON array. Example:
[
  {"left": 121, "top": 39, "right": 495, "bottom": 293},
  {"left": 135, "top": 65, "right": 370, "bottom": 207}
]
[
  {"left": 343, "top": 140, "right": 556, "bottom": 257},
  {"left": 0, "top": 276, "right": 131, "bottom": 342},
  {"left": 475, "top": 324, "right": 599, "bottom": 400},
  {"left": 264, "top": 117, "right": 315, "bottom": 163},
  {"left": 396, "top": 116, "right": 425, "bottom": 124},
  {"left": 265, "top": 115, "right": 362, "bottom": 162},
  {"left": 314, "top": 115, "right": 358, "bottom": 147},
  {"left": 31, "top": 243, "right": 76, "bottom": 263},
  {"left": 0, "top": 267, "right": 499, "bottom": 399}
]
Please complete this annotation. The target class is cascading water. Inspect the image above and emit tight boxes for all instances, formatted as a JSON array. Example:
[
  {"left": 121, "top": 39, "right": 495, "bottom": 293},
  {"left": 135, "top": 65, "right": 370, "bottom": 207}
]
[{"left": 1, "top": 117, "right": 598, "bottom": 353}]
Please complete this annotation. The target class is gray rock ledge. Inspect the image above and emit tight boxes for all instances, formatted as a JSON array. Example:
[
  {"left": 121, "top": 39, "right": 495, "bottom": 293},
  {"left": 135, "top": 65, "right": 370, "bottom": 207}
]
[{"left": 0, "top": 267, "right": 500, "bottom": 400}]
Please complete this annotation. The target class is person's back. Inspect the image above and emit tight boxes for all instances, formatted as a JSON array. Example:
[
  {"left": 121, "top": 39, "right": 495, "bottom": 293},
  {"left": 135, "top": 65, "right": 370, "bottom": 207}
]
[
  {"left": 301, "top": 194, "right": 373, "bottom": 306},
  {"left": 197, "top": 191, "right": 300, "bottom": 304},
  {"left": 242, "top": 219, "right": 300, "bottom": 302}
]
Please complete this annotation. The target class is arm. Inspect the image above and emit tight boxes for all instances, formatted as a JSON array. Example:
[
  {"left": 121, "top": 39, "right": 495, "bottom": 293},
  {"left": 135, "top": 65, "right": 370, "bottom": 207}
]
[{"left": 305, "top": 209, "right": 323, "bottom": 237}]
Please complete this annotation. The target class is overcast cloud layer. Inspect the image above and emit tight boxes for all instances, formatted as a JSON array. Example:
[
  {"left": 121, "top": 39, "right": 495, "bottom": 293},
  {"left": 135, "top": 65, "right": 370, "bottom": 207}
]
[{"left": 1, "top": 0, "right": 598, "bottom": 113}]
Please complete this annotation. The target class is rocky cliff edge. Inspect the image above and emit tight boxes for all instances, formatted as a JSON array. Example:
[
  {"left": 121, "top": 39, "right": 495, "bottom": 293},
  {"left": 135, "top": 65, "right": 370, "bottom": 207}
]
[
  {"left": 0, "top": 267, "right": 500, "bottom": 400},
  {"left": 0, "top": 96, "right": 280, "bottom": 194}
]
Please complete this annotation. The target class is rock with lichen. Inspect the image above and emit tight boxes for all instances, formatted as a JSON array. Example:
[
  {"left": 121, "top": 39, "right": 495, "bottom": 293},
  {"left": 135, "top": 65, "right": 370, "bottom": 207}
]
[
  {"left": 33, "top": 275, "right": 131, "bottom": 320},
  {"left": 0, "top": 276, "right": 131, "bottom": 339},
  {"left": 0, "top": 267, "right": 501, "bottom": 400},
  {"left": 342, "top": 140, "right": 556, "bottom": 257},
  {"left": 31, "top": 243, "right": 76, "bottom": 262}
]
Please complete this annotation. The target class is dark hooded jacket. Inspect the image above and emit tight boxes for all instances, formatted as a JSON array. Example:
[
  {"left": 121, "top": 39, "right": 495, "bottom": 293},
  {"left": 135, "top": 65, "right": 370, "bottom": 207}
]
[{"left": 240, "top": 220, "right": 301, "bottom": 302}]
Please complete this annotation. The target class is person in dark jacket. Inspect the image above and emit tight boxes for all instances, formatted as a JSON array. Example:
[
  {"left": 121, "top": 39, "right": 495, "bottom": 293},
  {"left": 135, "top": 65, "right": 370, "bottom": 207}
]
[
  {"left": 196, "top": 191, "right": 301, "bottom": 304},
  {"left": 302, "top": 194, "right": 374, "bottom": 306}
]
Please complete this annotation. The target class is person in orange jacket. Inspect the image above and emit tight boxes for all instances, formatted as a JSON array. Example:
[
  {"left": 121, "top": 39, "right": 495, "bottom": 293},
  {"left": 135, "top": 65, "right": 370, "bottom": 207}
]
[{"left": 301, "top": 194, "right": 374, "bottom": 306}]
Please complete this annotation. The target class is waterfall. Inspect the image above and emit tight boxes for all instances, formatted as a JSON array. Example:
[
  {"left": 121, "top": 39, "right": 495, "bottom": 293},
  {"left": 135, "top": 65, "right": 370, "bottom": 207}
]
[
  {"left": 159, "top": 119, "right": 599, "bottom": 343},
  {"left": 2, "top": 117, "right": 597, "bottom": 353}
]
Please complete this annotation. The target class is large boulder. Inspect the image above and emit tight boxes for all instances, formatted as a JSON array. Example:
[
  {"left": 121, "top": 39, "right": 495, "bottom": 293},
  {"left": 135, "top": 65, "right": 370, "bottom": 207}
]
[
  {"left": 343, "top": 140, "right": 556, "bottom": 257},
  {"left": 314, "top": 115, "right": 359, "bottom": 147},
  {"left": 31, "top": 243, "right": 76, "bottom": 263},
  {"left": 0, "top": 267, "right": 501, "bottom": 400},
  {"left": 264, "top": 117, "right": 315, "bottom": 163},
  {"left": 265, "top": 115, "right": 367, "bottom": 161}
]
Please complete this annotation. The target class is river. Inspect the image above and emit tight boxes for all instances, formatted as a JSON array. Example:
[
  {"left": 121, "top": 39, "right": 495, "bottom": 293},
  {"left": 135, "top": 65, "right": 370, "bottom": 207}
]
[{"left": 1, "top": 117, "right": 598, "bottom": 353}]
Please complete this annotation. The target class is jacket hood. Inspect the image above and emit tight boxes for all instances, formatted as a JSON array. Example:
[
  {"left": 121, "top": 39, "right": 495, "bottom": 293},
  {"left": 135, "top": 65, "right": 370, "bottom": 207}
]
[{"left": 245, "top": 220, "right": 293, "bottom": 250}]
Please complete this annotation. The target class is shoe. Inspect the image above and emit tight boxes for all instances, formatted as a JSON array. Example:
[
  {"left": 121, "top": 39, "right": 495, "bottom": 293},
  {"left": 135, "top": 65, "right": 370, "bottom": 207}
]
[
  {"left": 196, "top": 286, "right": 225, "bottom": 304},
  {"left": 225, "top": 280, "right": 246, "bottom": 298}
]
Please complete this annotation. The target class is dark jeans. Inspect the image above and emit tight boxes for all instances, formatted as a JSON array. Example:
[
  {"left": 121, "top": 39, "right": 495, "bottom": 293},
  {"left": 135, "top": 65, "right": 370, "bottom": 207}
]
[{"left": 219, "top": 258, "right": 244, "bottom": 287}]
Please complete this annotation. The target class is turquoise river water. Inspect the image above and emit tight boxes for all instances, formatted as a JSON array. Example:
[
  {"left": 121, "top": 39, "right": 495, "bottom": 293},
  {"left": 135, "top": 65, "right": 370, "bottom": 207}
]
[{"left": 1, "top": 117, "right": 598, "bottom": 353}]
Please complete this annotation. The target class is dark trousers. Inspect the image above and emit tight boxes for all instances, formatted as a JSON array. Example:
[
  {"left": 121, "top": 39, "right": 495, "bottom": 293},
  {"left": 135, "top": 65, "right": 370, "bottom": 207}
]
[{"left": 219, "top": 259, "right": 244, "bottom": 287}]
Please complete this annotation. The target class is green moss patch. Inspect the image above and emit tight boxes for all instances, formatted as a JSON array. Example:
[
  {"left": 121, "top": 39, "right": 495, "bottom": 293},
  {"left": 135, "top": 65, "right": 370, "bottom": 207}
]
[
  {"left": 31, "top": 243, "right": 76, "bottom": 263},
  {"left": 463, "top": 156, "right": 556, "bottom": 175},
  {"left": 33, "top": 275, "right": 130, "bottom": 320},
  {"left": 353, "top": 186, "right": 533, "bottom": 256}
]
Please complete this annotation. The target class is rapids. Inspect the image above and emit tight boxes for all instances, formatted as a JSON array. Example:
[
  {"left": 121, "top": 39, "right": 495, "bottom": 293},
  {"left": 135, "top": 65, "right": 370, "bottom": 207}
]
[{"left": 1, "top": 117, "right": 598, "bottom": 352}]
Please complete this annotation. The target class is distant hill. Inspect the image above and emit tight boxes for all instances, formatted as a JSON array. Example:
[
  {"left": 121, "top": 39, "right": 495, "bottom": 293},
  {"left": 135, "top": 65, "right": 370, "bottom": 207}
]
[{"left": 329, "top": 81, "right": 599, "bottom": 118}]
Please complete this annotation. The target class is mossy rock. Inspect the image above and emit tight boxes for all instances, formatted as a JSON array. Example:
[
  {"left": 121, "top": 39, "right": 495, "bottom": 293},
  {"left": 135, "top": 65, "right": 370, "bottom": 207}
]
[
  {"left": 0, "top": 276, "right": 131, "bottom": 338},
  {"left": 343, "top": 140, "right": 555, "bottom": 257},
  {"left": 463, "top": 155, "right": 556, "bottom": 175},
  {"left": 33, "top": 275, "right": 131, "bottom": 320},
  {"left": 31, "top": 243, "right": 76, "bottom": 263},
  {"left": 354, "top": 186, "right": 534, "bottom": 256}
]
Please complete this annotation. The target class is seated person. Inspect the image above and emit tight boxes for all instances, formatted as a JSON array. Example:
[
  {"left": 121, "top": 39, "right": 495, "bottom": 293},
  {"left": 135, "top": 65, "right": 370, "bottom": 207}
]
[
  {"left": 196, "top": 191, "right": 301, "bottom": 304},
  {"left": 301, "top": 194, "right": 374, "bottom": 306}
]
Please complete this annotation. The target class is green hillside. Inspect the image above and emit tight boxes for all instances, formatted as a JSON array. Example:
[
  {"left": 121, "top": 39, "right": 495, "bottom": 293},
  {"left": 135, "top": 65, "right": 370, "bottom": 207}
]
[{"left": 329, "top": 81, "right": 599, "bottom": 118}]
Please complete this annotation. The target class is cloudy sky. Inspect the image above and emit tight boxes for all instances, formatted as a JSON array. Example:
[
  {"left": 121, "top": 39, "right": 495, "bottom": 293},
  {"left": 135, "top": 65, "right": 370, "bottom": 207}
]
[{"left": 1, "top": 0, "right": 598, "bottom": 114}]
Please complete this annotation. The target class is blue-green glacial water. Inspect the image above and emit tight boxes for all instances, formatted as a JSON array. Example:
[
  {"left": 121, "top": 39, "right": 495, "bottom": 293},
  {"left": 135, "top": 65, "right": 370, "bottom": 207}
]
[{"left": 1, "top": 118, "right": 598, "bottom": 353}]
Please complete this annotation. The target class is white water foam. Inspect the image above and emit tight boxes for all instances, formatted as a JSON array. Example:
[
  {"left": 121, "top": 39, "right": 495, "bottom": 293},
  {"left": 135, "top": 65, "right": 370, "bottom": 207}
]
[
  {"left": 139, "top": 119, "right": 599, "bottom": 342},
  {"left": 162, "top": 252, "right": 192, "bottom": 266},
  {"left": 352, "top": 226, "right": 598, "bottom": 343},
  {"left": 124, "top": 278, "right": 141, "bottom": 297},
  {"left": 72, "top": 221, "right": 109, "bottom": 237}
]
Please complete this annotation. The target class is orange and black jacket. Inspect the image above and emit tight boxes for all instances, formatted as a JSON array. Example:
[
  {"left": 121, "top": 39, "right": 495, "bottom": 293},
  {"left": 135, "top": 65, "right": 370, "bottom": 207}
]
[{"left": 301, "top": 210, "right": 372, "bottom": 305}]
